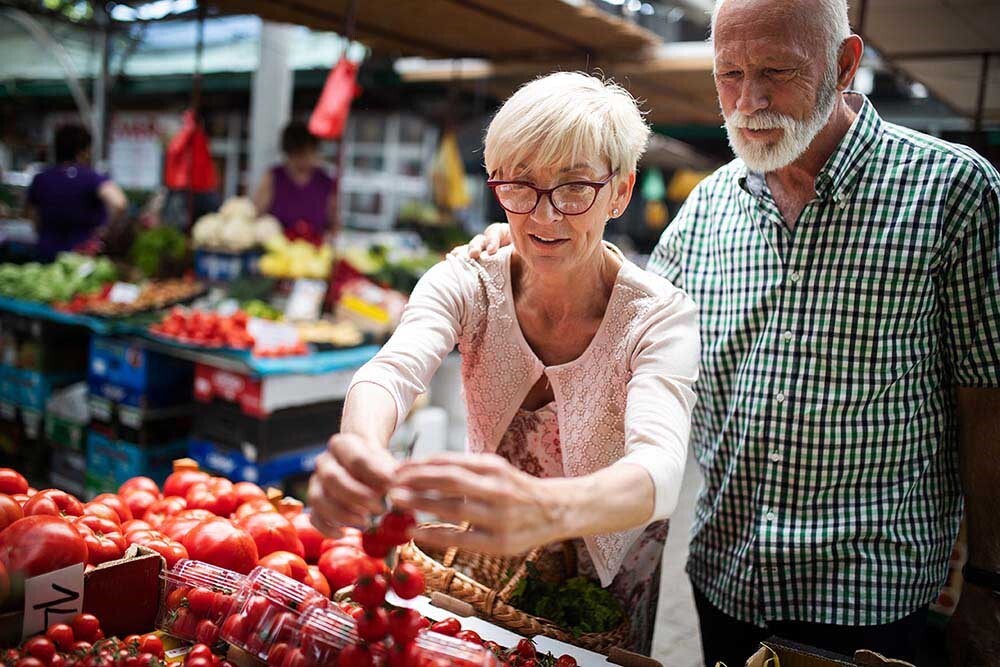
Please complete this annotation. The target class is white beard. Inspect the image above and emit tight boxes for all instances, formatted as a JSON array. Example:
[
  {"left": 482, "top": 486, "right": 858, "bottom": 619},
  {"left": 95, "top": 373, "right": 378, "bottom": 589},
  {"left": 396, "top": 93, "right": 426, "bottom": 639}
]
[{"left": 723, "top": 72, "right": 840, "bottom": 173}]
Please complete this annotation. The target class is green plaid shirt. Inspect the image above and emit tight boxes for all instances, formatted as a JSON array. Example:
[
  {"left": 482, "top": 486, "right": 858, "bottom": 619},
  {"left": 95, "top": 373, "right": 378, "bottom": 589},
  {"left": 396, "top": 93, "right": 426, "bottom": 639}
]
[{"left": 647, "top": 94, "right": 1000, "bottom": 626}]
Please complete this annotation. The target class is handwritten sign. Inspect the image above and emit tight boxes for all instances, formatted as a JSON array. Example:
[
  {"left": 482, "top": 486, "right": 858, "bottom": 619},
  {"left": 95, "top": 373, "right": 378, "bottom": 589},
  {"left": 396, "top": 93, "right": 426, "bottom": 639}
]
[{"left": 23, "top": 563, "right": 85, "bottom": 638}]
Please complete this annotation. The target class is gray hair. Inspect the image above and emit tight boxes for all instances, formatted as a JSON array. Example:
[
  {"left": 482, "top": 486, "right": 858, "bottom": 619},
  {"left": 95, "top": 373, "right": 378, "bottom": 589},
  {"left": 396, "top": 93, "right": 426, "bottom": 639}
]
[{"left": 711, "top": 0, "right": 851, "bottom": 73}]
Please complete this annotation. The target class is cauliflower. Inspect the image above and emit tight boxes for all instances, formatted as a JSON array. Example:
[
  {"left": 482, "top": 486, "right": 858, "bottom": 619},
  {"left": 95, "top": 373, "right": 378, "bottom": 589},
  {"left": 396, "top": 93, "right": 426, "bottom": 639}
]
[
  {"left": 219, "top": 217, "right": 257, "bottom": 252},
  {"left": 219, "top": 196, "right": 257, "bottom": 222},
  {"left": 192, "top": 213, "right": 225, "bottom": 248},
  {"left": 255, "top": 215, "right": 284, "bottom": 245}
]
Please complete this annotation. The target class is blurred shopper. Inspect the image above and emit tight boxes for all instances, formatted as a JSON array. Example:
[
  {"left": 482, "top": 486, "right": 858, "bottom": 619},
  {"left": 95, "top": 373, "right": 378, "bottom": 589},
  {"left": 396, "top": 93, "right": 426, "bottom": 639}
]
[
  {"left": 26, "top": 124, "right": 127, "bottom": 261},
  {"left": 309, "top": 72, "right": 700, "bottom": 653},
  {"left": 465, "top": 1, "right": 1000, "bottom": 664},
  {"left": 252, "top": 120, "right": 336, "bottom": 243}
]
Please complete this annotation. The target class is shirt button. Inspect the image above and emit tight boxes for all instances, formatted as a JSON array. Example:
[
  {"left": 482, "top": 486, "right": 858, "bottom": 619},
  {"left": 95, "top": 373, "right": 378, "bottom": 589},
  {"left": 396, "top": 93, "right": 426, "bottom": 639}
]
[
  {"left": 781, "top": 331, "right": 794, "bottom": 342},
  {"left": 765, "top": 511, "right": 777, "bottom": 522},
  {"left": 769, "top": 450, "right": 782, "bottom": 463},
  {"left": 775, "top": 392, "right": 786, "bottom": 403},
  {"left": 789, "top": 271, "right": 801, "bottom": 283}
]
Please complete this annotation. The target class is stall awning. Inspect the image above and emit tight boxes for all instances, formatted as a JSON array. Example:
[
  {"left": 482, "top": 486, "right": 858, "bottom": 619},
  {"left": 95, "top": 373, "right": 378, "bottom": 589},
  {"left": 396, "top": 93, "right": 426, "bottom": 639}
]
[
  {"left": 208, "top": 0, "right": 662, "bottom": 62},
  {"left": 395, "top": 42, "right": 720, "bottom": 126},
  {"left": 851, "top": 1, "right": 1000, "bottom": 125}
]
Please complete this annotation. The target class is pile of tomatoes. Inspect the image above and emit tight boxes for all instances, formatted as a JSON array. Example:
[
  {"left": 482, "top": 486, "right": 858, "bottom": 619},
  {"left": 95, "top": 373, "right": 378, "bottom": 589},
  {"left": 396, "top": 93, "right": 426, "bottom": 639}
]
[
  {"left": 149, "top": 309, "right": 254, "bottom": 350},
  {"left": 4, "top": 613, "right": 166, "bottom": 667}
]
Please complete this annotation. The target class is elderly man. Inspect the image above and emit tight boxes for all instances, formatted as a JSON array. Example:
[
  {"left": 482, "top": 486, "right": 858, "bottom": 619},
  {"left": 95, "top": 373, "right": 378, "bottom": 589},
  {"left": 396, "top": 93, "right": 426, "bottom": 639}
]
[{"left": 466, "top": 0, "right": 1000, "bottom": 664}]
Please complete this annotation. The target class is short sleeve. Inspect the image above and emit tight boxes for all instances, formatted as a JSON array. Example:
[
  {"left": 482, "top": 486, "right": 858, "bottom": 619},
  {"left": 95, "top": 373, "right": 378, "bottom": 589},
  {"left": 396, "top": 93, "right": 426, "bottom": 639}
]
[{"left": 941, "top": 171, "right": 1000, "bottom": 387}]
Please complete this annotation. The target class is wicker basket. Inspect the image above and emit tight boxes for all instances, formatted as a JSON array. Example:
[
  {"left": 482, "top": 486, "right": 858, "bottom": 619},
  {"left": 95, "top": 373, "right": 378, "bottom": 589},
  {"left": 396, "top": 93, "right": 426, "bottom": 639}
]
[{"left": 397, "top": 523, "right": 629, "bottom": 654}]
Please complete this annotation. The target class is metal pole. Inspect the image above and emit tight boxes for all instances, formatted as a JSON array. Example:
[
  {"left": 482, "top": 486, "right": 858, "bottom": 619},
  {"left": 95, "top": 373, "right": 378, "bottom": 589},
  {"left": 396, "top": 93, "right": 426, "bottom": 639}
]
[
  {"left": 188, "top": 2, "right": 207, "bottom": 229},
  {"left": 331, "top": 0, "right": 360, "bottom": 243},
  {"left": 974, "top": 53, "right": 990, "bottom": 133},
  {"left": 92, "top": 4, "right": 111, "bottom": 169}
]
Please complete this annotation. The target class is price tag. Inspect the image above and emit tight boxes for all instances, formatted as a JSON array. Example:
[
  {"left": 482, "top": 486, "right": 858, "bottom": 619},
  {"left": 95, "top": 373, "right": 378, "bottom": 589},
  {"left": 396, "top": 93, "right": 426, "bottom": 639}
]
[
  {"left": 217, "top": 299, "right": 241, "bottom": 317},
  {"left": 23, "top": 563, "right": 85, "bottom": 638},
  {"left": 247, "top": 319, "right": 300, "bottom": 353},
  {"left": 108, "top": 282, "right": 141, "bottom": 304},
  {"left": 74, "top": 260, "right": 96, "bottom": 279},
  {"left": 284, "top": 279, "right": 327, "bottom": 322}
]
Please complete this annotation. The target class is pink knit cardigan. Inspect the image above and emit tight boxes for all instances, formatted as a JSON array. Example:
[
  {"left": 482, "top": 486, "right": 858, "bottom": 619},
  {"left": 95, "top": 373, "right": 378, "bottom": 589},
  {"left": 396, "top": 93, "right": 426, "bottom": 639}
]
[{"left": 350, "top": 245, "right": 699, "bottom": 585}]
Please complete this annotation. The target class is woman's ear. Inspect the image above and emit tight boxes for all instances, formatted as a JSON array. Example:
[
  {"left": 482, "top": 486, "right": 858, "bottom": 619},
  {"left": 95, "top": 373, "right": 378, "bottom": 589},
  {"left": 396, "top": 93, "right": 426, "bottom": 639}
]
[{"left": 611, "top": 171, "right": 637, "bottom": 218}]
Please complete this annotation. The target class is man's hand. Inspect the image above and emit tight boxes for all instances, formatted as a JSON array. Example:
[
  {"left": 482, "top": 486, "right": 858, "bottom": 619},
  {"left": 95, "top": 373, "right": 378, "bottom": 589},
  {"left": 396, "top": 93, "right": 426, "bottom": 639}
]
[
  {"left": 451, "top": 223, "right": 512, "bottom": 260},
  {"left": 948, "top": 584, "right": 1000, "bottom": 666}
]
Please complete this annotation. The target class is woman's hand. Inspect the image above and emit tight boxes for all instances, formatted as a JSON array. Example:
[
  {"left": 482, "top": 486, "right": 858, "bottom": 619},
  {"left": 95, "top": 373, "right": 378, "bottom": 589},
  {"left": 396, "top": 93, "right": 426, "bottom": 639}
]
[
  {"left": 308, "top": 433, "right": 399, "bottom": 533},
  {"left": 451, "top": 223, "right": 512, "bottom": 260},
  {"left": 389, "top": 453, "right": 575, "bottom": 555}
]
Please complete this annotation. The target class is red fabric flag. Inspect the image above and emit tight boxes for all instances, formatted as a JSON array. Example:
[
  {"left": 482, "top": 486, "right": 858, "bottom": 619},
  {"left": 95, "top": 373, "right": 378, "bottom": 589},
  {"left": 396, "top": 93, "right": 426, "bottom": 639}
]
[
  {"left": 164, "top": 109, "right": 219, "bottom": 192},
  {"left": 308, "top": 59, "right": 361, "bottom": 140}
]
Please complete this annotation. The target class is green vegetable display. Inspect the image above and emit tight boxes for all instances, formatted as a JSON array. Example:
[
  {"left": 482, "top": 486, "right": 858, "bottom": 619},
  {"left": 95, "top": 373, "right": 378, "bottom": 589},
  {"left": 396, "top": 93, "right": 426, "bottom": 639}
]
[
  {"left": 512, "top": 563, "right": 624, "bottom": 636},
  {"left": 241, "top": 299, "right": 282, "bottom": 321},
  {"left": 130, "top": 226, "right": 188, "bottom": 278},
  {"left": 0, "top": 253, "right": 117, "bottom": 303}
]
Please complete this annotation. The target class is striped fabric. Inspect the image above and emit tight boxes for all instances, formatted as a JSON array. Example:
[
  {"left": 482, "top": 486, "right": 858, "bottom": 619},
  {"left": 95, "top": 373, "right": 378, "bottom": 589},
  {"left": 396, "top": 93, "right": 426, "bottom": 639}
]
[{"left": 647, "top": 93, "right": 1000, "bottom": 626}]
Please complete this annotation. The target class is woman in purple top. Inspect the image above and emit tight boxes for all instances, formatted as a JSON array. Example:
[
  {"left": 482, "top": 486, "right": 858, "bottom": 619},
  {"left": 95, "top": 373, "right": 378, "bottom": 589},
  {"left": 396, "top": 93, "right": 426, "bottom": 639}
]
[
  {"left": 26, "top": 125, "right": 127, "bottom": 261},
  {"left": 252, "top": 121, "right": 336, "bottom": 243}
]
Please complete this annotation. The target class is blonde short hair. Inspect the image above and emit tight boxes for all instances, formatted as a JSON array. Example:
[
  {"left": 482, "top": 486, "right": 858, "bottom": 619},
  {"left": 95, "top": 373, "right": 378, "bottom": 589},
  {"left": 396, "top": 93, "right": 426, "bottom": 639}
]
[{"left": 483, "top": 71, "right": 650, "bottom": 179}]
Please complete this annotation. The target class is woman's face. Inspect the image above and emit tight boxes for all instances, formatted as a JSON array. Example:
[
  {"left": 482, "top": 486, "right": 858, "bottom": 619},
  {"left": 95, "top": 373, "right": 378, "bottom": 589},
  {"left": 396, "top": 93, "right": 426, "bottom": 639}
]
[{"left": 498, "top": 160, "right": 634, "bottom": 276}]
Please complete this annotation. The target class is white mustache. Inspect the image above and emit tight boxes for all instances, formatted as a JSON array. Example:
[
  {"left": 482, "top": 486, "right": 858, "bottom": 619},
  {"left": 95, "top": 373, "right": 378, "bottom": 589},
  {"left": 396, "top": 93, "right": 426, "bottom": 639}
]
[{"left": 726, "top": 110, "right": 796, "bottom": 131}]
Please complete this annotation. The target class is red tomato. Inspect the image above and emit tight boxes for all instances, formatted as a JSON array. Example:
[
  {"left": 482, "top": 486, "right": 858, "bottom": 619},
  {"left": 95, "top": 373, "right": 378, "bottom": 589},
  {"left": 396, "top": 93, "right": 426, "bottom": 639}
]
[
  {"left": 455, "top": 630, "right": 483, "bottom": 646},
  {"left": 317, "top": 545, "right": 377, "bottom": 592},
  {"left": 0, "top": 561, "right": 9, "bottom": 608},
  {"left": 185, "top": 657, "right": 213, "bottom": 667},
  {"left": 143, "top": 496, "right": 187, "bottom": 527},
  {"left": 555, "top": 656, "right": 577, "bottom": 667},
  {"left": 0, "top": 516, "right": 88, "bottom": 577},
  {"left": 71, "top": 613, "right": 102, "bottom": 643},
  {"left": 161, "top": 509, "right": 214, "bottom": 542},
  {"left": 0, "top": 493, "right": 23, "bottom": 532},
  {"left": 430, "top": 617, "right": 461, "bottom": 636},
  {"left": 352, "top": 574, "right": 387, "bottom": 609},
  {"left": 23, "top": 638, "right": 55, "bottom": 664},
  {"left": 73, "top": 520, "right": 126, "bottom": 565},
  {"left": 337, "top": 644, "right": 374, "bottom": 667},
  {"left": 183, "top": 518, "right": 259, "bottom": 574},
  {"left": 121, "top": 519, "right": 153, "bottom": 536},
  {"left": 360, "top": 528, "right": 392, "bottom": 559},
  {"left": 0, "top": 469, "right": 28, "bottom": 495},
  {"left": 390, "top": 562, "right": 425, "bottom": 600},
  {"left": 258, "top": 551, "right": 310, "bottom": 583},
  {"left": 232, "top": 482, "right": 267, "bottom": 505},
  {"left": 138, "top": 635, "right": 164, "bottom": 659},
  {"left": 238, "top": 512, "right": 304, "bottom": 558},
  {"left": 119, "top": 476, "right": 161, "bottom": 498},
  {"left": 220, "top": 613, "right": 247, "bottom": 645},
  {"left": 276, "top": 497, "right": 304, "bottom": 519},
  {"left": 81, "top": 503, "right": 121, "bottom": 525},
  {"left": 379, "top": 510, "right": 416, "bottom": 546},
  {"left": 90, "top": 494, "right": 134, "bottom": 523},
  {"left": 356, "top": 607, "right": 389, "bottom": 642},
  {"left": 233, "top": 498, "right": 277, "bottom": 521},
  {"left": 22, "top": 489, "right": 84, "bottom": 519},
  {"left": 195, "top": 619, "right": 219, "bottom": 645},
  {"left": 169, "top": 608, "right": 198, "bottom": 639},
  {"left": 267, "top": 642, "right": 289, "bottom": 667},
  {"left": 162, "top": 470, "right": 210, "bottom": 499},
  {"left": 304, "top": 566, "right": 331, "bottom": 598},
  {"left": 122, "top": 490, "right": 158, "bottom": 521},
  {"left": 186, "top": 478, "right": 239, "bottom": 517},
  {"left": 12, "top": 494, "right": 30, "bottom": 507},
  {"left": 185, "top": 645, "right": 213, "bottom": 664},
  {"left": 291, "top": 513, "right": 325, "bottom": 563},
  {"left": 516, "top": 639, "right": 536, "bottom": 660},
  {"left": 15, "top": 658, "right": 45, "bottom": 667},
  {"left": 387, "top": 608, "right": 424, "bottom": 645}
]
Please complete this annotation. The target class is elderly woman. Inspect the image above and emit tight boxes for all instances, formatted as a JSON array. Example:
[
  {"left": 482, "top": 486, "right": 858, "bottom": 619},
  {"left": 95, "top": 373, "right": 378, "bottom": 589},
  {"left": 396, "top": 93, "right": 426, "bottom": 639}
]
[{"left": 308, "top": 72, "right": 699, "bottom": 652}]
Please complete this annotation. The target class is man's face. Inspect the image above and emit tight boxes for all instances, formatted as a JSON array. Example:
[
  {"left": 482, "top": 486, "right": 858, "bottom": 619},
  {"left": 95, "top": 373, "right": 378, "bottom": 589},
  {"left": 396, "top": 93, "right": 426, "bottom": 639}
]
[{"left": 713, "top": 2, "right": 840, "bottom": 172}]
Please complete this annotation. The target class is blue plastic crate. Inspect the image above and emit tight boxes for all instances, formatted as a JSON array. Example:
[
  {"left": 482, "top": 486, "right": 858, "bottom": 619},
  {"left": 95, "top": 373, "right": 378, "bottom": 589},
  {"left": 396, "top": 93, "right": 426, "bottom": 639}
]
[
  {"left": 89, "top": 336, "right": 193, "bottom": 394},
  {"left": 86, "top": 430, "right": 188, "bottom": 487},
  {"left": 188, "top": 438, "right": 324, "bottom": 487},
  {"left": 1, "top": 365, "right": 84, "bottom": 411},
  {"left": 194, "top": 249, "right": 262, "bottom": 282}
]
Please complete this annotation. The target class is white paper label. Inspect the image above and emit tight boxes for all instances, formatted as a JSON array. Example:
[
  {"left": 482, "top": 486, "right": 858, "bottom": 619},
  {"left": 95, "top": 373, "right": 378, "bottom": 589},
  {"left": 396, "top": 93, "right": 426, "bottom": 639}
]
[
  {"left": 284, "top": 279, "right": 327, "bottom": 322},
  {"left": 23, "top": 563, "right": 85, "bottom": 638},
  {"left": 75, "top": 260, "right": 96, "bottom": 280},
  {"left": 247, "top": 318, "right": 300, "bottom": 352},
  {"left": 217, "top": 299, "right": 241, "bottom": 317},
  {"left": 108, "top": 282, "right": 141, "bottom": 304}
]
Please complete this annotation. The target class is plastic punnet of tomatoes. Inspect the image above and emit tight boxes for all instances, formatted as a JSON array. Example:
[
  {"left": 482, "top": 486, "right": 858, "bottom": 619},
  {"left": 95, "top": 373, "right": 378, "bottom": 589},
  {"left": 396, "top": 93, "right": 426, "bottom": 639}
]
[
  {"left": 221, "top": 566, "right": 331, "bottom": 660},
  {"left": 266, "top": 606, "right": 360, "bottom": 667},
  {"left": 157, "top": 559, "right": 249, "bottom": 643},
  {"left": 412, "top": 630, "right": 501, "bottom": 667}
]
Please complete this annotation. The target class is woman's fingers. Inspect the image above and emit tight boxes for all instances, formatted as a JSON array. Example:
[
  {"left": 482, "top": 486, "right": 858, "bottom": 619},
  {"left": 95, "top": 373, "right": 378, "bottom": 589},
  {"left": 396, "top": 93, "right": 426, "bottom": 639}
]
[
  {"left": 307, "top": 474, "right": 367, "bottom": 531},
  {"left": 393, "top": 462, "right": 508, "bottom": 502},
  {"left": 389, "top": 488, "right": 498, "bottom": 526},
  {"left": 328, "top": 433, "right": 396, "bottom": 496},
  {"left": 312, "top": 448, "right": 385, "bottom": 516}
]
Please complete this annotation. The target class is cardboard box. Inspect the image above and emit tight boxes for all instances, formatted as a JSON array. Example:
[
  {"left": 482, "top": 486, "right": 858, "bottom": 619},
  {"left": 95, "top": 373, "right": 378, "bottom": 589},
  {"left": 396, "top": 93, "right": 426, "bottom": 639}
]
[
  {"left": 193, "top": 363, "right": 355, "bottom": 416},
  {"left": 745, "top": 638, "right": 915, "bottom": 667},
  {"left": 0, "top": 545, "right": 163, "bottom": 646}
]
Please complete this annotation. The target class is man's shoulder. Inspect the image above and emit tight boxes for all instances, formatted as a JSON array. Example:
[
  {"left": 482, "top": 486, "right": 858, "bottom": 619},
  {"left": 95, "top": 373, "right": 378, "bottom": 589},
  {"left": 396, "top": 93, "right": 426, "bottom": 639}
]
[
  {"left": 879, "top": 121, "right": 999, "bottom": 190},
  {"left": 694, "top": 158, "right": 746, "bottom": 195}
]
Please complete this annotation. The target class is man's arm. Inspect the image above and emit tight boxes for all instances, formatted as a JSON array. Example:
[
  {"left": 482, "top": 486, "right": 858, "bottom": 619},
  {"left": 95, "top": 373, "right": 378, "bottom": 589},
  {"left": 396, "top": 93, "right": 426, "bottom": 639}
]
[
  {"left": 97, "top": 181, "right": 127, "bottom": 223},
  {"left": 948, "top": 387, "right": 1000, "bottom": 666}
]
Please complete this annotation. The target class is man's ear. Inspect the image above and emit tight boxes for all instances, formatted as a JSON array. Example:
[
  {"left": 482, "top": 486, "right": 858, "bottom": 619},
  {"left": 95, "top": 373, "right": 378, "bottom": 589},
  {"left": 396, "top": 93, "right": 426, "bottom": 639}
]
[{"left": 839, "top": 35, "right": 865, "bottom": 90}]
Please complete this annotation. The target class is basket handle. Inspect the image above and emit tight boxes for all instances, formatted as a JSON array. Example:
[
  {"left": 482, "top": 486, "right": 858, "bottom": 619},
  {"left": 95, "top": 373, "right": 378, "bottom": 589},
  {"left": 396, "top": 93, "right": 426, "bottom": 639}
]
[{"left": 440, "top": 522, "right": 471, "bottom": 568}]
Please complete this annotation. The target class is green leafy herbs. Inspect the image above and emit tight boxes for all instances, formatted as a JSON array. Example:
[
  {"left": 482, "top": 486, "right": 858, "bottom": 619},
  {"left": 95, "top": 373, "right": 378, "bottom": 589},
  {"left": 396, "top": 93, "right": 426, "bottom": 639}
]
[
  {"left": 129, "top": 226, "right": 188, "bottom": 278},
  {"left": 0, "top": 253, "right": 116, "bottom": 302},
  {"left": 511, "top": 563, "right": 624, "bottom": 636}
]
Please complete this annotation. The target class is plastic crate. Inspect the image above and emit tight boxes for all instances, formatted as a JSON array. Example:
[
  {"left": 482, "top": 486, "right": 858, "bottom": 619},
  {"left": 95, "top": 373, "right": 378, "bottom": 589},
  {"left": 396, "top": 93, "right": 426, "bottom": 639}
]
[
  {"left": 194, "top": 249, "right": 262, "bottom": 282},
  {"left": 188, "top": 438, "right": 325, "bottom": 487},
  {"left": 192, "top": 399, "right": 341, "bottom": 461},
  {"left": 89, "top": 336, "right": 193, "bottom": 397},
  {"left": 87, "top": 393, "right": 193, "bottom": 445},
  {"left": 85, "top": 430, "right": 188, "bottom": 492},
  {"left": 0, "top": 314, "right": 89, "bottom": 374}
]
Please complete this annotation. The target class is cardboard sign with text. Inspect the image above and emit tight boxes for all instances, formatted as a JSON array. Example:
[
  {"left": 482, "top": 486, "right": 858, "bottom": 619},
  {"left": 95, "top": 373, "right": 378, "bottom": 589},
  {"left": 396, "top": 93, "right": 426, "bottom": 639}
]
[{"left": 23, "top": 563, "right": 85, "bottom": 639}]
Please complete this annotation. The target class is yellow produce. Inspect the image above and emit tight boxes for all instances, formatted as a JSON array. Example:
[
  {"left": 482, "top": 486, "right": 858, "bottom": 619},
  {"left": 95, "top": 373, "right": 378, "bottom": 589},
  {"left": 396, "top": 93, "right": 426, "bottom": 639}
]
[{"left": 260, "top": 234, "right": 334, "bottom": 279}]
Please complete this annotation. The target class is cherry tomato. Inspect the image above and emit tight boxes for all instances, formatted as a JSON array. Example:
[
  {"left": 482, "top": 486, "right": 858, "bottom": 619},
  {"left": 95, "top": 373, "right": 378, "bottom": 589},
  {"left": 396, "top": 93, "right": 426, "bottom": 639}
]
[
  {"left": 184, "top": 657, "right": 213, "bottom": 667},
  {"left": 379, "top": 510, "right": 416, "bottom": 546},
  {"left": 351, "top": 574, "right": 387, "bottom": 609},
  {"left": 455, "top": 629, "right": 484, "bottom": 645},
  {"left": 430, "top": 617, "right": 461, "bottom": 636},
  {"left": 387, "top": 608, "right": 424, "bottom": 645},
  {"left": 337, "top": 643, "right": 373, "bottom": 667},
  {"left": 186, "top": 587, "right": 215, "bottom": 616},
  {"left": 186, "top": 645, "right": 213, "bottom": 663},
  {"left": 517, "top": 640, "right": 536, "bottom": 660},
  {"left": 23, "top": 637, "right": 56, "bottom": 664},
  {"left": 555, "top": 656, "right": 578, "bottom": 667},
  {"left": 195, "top": 619, "right": 219, "bottom": 645},
  {"left": 138, "top": 635, "right": 163, "bottom": 659},
  {"left": 71, "top": 613, "right": 102, "bottom": 643},
  {"left": 356, "top": 607, "right": 389, "bottom": 642},
  {"left": 360, "top": 527, "right": 391, "bottom": 559},
  {"left": 14, "top": 658, "right": 45, "bottom": 667},
  {"left": 390, "top": 562, "right": 425, "bottom": 600},
  {"left": 45, "top": 623, "right": 75, "bottom": 651}
]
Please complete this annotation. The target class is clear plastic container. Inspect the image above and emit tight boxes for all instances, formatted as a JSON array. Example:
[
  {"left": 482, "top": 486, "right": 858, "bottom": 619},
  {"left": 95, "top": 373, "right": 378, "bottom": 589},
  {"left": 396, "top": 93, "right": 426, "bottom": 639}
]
[
  {"left": 411, "top": 631, "right": 501, "bottom": 667},
  {"left": 156, "top": 559, "right": 248, "bottom": 643},
  {"left": 221, "top": 566, "right": 331, "bottom": 659},
  {"left": 266, "top": 606, "right": 360, "bottom": 667}
]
